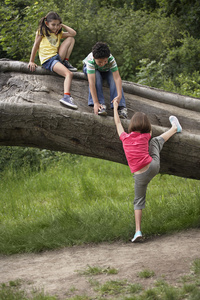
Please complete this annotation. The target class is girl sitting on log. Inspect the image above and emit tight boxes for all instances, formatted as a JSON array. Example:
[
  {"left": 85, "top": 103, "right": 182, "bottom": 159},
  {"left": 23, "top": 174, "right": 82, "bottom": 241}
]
[{"left": 28, "top": 11, "right": 77, "bottom": 109}]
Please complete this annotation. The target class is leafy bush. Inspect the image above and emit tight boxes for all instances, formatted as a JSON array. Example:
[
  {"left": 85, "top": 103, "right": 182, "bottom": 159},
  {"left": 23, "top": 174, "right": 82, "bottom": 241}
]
[{"left": 0, "top": 146, "right": 81, "bottom": 174}]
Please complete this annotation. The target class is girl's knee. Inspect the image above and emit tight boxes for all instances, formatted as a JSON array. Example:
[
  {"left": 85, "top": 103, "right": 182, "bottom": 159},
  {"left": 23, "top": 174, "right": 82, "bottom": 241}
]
[
  {"left": 67, "top": 36, "right": 75, "bottom": 45},
  {"left": 68, "top": 71, "right": 73, "bottom": 79},
  {"left": 63, "top": 70, "right": 73, "bottom": 79},
  {"left": 60, "top": 36, "right": 75, "bottom": 48},
  {"left": 134, "top": 195, "right": 146, "bottom": 210}
]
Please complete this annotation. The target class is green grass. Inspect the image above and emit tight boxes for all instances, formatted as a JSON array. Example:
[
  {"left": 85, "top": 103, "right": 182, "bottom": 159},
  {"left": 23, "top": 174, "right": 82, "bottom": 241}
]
[
  {"left": 0, "top": 154, "right": 200, "bottom": 254},
  {"left": 137, "top": 269, "right": 155, "bottom": 279},
  {"left": 78, "top": 265, "right": 118, "bottom": 276},
  {"left": 192, "top": 259, "right": 200, "bottom": 275},
  {"left": 0, "top": 281, "right": 57, "bottom": 299}
]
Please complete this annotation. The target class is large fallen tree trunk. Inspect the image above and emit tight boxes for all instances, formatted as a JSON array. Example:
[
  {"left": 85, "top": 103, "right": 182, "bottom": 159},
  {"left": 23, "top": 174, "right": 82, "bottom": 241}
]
[{"left": 0, "top": 60, "right": 200, "bottom": 179}]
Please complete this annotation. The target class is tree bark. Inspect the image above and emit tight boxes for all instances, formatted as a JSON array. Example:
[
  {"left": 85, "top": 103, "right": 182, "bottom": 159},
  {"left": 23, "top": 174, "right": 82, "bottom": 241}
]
[{"left": 0, "top": 60, "right": 200, "bottom": 179}]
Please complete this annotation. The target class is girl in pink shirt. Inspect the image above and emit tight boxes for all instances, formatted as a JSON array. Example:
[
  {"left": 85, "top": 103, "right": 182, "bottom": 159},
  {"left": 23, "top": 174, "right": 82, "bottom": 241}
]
[{"left": 113, "top": 100, "right": 182, "bottom": 242}]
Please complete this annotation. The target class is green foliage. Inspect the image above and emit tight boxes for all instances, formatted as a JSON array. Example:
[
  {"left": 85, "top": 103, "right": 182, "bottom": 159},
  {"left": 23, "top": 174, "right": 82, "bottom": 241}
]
[
  {"left": 135, "top": 56, "right": 200, "bottom": 97},
  {"left": 134, "top": 31, "right": 200, "bottom": 96},
  {"left": 164, "top": 71, "right": 200, "bottom": 97},
  {"left": 163, "top": 33, "right": 200, "bottom": 77},
  {"left": 135, "top": 58, "right": 165, "bottom": 87},
  {"left": 2, "top": 0, "right": 200, "bottom": 93},
  {"left": 156, "top": 0, "right": 200, "bottom": 38},
  {"left": 0, "top": 146, "right": 79, "bottom": 174},
  {"left": 0, "top": 146, "right": 41, "bottom": 173}
]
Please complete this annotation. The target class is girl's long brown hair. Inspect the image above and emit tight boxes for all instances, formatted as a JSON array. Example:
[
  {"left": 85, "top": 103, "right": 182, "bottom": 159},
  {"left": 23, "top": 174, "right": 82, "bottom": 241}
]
[
  {"left": 128, "top": 112, "right": 151, "bottom": 133},
  {"left": 38, "top": 11, "right": 62, "bottom": 37}
]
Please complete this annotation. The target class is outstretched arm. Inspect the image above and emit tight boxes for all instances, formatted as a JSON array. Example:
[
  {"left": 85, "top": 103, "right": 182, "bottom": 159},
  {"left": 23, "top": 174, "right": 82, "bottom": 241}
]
[{"left": 113, "top": 99, "right": 125, "bottom": 137}]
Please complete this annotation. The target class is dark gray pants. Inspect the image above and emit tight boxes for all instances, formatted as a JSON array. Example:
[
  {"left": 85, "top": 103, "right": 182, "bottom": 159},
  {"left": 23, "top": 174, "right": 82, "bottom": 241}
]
[{"left": 133, "top": 136, "right": 165, "bottom": 210}]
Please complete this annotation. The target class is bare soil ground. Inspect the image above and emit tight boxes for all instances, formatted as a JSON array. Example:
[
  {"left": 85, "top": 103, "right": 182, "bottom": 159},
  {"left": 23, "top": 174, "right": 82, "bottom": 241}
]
[{"left": 0, "top": 229, "right": 200, "bottom": 299}]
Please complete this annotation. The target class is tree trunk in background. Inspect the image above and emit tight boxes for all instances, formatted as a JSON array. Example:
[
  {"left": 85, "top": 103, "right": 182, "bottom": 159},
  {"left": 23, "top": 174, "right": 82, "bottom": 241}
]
[{"left": 0, "top": 60, "right": 200, "bottom": 179}]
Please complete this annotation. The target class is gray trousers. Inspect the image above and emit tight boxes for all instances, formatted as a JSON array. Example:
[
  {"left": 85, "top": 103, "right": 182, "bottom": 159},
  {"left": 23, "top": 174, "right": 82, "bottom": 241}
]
[{"left": 133, "top": 136, "right": 165, "bottom": 210}]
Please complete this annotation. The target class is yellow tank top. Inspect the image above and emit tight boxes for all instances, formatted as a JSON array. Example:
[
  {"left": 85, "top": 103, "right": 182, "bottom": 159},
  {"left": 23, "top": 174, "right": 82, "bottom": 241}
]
[{"left": 38, "top": 31, "right": 62, "bottom": 64}]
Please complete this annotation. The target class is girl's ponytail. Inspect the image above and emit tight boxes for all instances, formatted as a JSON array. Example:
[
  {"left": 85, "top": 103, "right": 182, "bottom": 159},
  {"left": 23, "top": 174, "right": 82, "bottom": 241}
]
[{"left": 38, "top": 17, "right": 47, "bottom": 36}]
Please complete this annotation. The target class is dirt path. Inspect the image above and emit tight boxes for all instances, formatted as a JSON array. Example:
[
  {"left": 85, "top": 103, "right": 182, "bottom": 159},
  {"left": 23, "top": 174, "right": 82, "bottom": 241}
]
[{"left": 0, "top": 229, "right": 200, "bottom": 299}]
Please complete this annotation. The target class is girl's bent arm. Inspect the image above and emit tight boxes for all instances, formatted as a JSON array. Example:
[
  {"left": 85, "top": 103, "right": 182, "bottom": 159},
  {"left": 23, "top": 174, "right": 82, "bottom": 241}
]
[
  {"left": 113, "top": 100, "right": 125, "bottom": 137},
  {"left": 28, "top": 34, "right": 42, "bottom": 71},
  {"left": 61, "top": 24, "right": 76, "bottom": 38}
]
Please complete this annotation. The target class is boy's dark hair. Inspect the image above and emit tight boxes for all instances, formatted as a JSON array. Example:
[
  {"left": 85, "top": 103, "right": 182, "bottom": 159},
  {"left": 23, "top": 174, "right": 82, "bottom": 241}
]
[
  {"left": 92, "top": 42, "right": 110, "bottom": 59},
  {"left": 38, "top": 11, "right": 62, "bottom": 37},
  {"left": 128, "top": 112, "right": 152, "bottom": 134}
]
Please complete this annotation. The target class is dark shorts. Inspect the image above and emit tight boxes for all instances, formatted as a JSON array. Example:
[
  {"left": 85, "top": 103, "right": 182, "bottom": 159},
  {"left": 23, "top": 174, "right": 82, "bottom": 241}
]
[
  {"left": 133, "top": 136, "right": 165, "bottom": 210},
  {"left": 42, "top": 54, "right": 62, "bottom": 72}
]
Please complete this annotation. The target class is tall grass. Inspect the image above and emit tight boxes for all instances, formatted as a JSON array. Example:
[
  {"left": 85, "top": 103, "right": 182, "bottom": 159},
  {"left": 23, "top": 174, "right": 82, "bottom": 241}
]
[{"left": 0, "top": 154, "right": 200, "bottom": 254}]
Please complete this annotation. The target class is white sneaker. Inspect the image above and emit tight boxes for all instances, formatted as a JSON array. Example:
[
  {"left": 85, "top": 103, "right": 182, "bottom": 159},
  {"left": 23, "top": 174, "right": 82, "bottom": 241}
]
[
  {"left": 169, "top": 116, "right": 182, "bottom": 133},
  {"left": 131, "top": 231, "right": 142, "bottom": 242}
]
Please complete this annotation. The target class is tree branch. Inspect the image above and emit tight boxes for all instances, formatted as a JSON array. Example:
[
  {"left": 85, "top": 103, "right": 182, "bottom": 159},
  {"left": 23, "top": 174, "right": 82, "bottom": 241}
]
[{"left": 1, "top": 60, "right": 200, "bottom": 179}]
